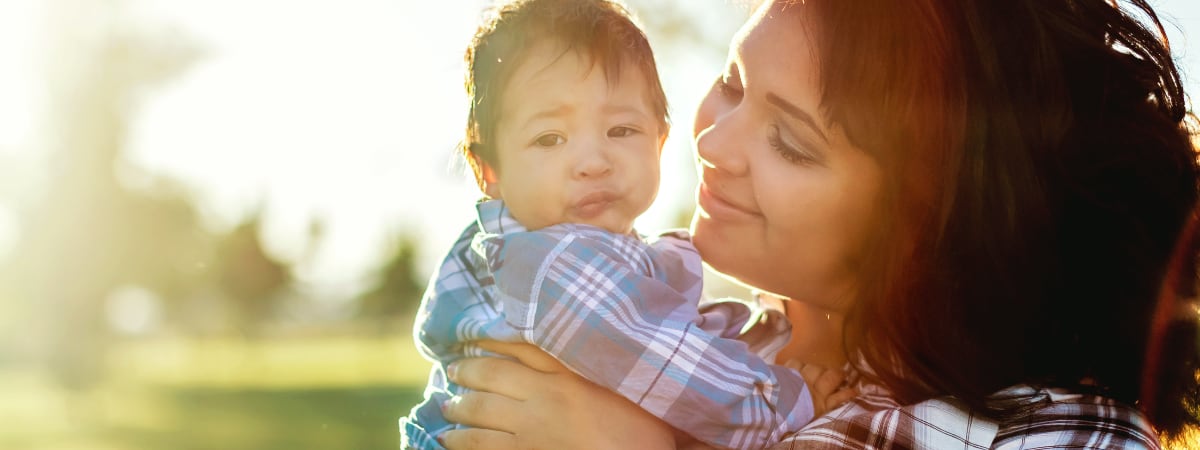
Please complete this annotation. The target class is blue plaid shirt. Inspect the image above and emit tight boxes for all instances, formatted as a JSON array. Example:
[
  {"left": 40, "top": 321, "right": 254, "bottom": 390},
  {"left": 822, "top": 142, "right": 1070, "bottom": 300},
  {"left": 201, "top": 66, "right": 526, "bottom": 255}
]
[{"left": 400, "top": 200, "right": 813, "bottom": 450}]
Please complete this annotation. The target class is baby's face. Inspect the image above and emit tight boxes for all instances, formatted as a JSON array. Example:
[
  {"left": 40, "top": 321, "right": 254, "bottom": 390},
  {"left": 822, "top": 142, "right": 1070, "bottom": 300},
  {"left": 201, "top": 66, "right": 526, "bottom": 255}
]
[{"left": 484, "top": 43, "right": 663, "bottom": 234}]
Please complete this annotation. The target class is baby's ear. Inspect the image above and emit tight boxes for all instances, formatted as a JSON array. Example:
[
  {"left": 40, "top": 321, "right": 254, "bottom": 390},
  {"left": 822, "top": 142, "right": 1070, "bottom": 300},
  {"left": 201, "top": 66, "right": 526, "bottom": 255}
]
[
  {"left": 657, "top": 125, "right": 671, "bottom": 155},
  {"left": 478, "top": 158, "right": 502, "bottom": 200}
]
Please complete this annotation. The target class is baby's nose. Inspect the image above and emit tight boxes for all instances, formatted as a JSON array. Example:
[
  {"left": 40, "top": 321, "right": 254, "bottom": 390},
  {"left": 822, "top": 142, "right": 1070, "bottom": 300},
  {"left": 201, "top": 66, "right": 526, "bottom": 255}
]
[{"left": 573, "top": 146, "right": 613, "bottom": 179}]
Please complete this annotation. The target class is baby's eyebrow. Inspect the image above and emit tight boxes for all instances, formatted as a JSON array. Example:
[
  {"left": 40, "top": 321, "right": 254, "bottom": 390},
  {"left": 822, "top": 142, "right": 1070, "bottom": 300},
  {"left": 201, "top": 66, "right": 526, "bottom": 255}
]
[
  {"left": 517, "top": 104, "right": 572, "bottom": 127},
  {"left": 602, "top": 104, "right": 651, "bottom": 120}
]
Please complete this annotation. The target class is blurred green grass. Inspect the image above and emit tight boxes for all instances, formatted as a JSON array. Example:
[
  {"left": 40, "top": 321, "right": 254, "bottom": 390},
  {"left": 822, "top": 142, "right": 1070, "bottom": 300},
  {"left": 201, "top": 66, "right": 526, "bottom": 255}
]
[
  {"left": 10, "top": 332, "right": 1193, "bottom": 449},
  {"left": 0, "top": 333, "right": 433, "bottom": 450}
]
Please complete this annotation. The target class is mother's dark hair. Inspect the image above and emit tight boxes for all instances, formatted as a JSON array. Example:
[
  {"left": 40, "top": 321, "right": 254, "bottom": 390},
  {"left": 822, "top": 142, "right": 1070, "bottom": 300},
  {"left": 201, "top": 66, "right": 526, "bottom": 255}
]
[{"left": 806, "top": 0, "right": 1199, "bottom": 439}]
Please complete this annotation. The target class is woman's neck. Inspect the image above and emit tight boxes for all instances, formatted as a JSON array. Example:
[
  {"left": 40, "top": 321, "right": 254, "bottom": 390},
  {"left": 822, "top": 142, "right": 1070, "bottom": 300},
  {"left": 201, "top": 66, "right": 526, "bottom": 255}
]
[{"left": 769, "top": 297, "right": 848, "bottom": 369}]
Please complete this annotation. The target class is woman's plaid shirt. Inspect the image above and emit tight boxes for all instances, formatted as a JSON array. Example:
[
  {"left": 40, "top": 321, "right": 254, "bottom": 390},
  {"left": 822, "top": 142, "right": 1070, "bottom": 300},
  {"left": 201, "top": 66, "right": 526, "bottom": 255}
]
[{"left": 773, "top": 382, "right": 1159, "bottom": 449}]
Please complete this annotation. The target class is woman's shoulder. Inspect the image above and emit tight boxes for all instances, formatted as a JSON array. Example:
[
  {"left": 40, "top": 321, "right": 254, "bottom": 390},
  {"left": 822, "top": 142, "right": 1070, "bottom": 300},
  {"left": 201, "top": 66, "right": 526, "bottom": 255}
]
[
  {"left": 772, "top": 384, "right": 1159, "bottom": 450},
  {"left": 991, "top": 388, "right": 1159, "bottom": 450},
  {"left": 772, "top": 382, "right": 998, "bottom": 450}
]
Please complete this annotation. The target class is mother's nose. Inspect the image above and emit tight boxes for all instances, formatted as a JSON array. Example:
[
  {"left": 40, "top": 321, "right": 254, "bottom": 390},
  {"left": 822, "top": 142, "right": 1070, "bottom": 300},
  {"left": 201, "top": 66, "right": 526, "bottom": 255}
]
[{"left": 694, "top": 108, "right": 750, "bottom": 176}]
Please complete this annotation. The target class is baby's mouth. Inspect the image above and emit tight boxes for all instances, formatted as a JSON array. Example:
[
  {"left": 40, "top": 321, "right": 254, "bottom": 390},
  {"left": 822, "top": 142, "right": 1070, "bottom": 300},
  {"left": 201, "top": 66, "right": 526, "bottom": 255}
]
[{"left": 571, "top": 191, "right": 620, "bottom": 219}]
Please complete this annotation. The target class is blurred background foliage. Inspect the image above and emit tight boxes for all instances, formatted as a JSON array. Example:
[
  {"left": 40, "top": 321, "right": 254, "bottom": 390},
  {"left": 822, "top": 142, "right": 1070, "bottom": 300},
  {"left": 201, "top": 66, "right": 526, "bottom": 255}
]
[{"left": 0, "top": 0, "right": 1196, "bottom": 449}]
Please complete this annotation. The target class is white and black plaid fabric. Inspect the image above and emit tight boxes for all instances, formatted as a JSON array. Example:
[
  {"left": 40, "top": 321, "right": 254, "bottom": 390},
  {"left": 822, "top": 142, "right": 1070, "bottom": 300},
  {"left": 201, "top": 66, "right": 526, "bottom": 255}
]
[{"left": 774, "top": 381, "right": 1159, "bottom": 449}]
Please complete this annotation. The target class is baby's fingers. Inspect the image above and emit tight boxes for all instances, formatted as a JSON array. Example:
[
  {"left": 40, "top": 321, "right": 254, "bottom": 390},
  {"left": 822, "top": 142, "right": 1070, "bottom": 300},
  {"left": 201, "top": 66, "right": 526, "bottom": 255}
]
[
  {"left": 788, "top": 361, "right": 855, "bottom": 416},
  {"left": 826, "top": 386, "right": 859, "bottom": 410},
  {"left": 792, "top": 361, "right": 844, "bottom": 397},
  {"left": 812, "top": 366, "right": 847, "bottom": 397}
]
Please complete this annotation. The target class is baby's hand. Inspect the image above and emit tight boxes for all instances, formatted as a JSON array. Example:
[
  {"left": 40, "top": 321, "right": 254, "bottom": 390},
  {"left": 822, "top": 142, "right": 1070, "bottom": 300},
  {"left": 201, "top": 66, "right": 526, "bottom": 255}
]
[{"left": 788, "top": 361, "right": 858, "bottom": 417}]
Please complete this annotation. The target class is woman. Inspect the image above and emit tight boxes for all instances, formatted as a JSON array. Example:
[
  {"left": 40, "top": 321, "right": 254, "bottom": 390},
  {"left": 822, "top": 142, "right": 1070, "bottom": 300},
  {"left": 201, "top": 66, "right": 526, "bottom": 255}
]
[{"left": 437, "top": 0, "right": 1200, "bottom": 448}]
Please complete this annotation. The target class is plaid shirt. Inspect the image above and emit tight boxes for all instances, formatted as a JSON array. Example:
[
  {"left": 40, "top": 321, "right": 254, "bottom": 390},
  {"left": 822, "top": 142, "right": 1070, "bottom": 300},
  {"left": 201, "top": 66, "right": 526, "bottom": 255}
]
[
  {"left": 401, "top": 200, "right": 811, "bottom": 450},
  {"left": 774, "top": 381, "right": 1160, "bottom": 449}
]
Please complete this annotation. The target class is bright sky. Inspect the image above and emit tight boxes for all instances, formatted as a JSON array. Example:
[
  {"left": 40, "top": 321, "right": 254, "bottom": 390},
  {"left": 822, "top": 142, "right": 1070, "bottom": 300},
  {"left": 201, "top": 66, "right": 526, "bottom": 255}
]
[
  {"left": 125, "top": 0, "right": 502, "bottom": 297},
  {"left": 0, "top": 0, "right": 1197, "bottom": 299}
]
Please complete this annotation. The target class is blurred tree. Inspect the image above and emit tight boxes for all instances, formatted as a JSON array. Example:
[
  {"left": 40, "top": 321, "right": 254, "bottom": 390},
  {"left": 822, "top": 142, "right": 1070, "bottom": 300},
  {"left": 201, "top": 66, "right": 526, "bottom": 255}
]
[
  {"left": 626, "top": 0, "right": 739, "bottom": 56},
  {"left": 15, "top": 21, "right": 209, "bottom": 389},
  {"left": 355, "top": 233, "right": 425, "bottom": 332},
  {"left": 14, "top": 1, "right": 302, "bottom": 388},
  {"left": 214, "top": 215, "right": 291, "bottom": 335},
  {"left": 108, "top": 177, "right": 214, "bottom": 317}
]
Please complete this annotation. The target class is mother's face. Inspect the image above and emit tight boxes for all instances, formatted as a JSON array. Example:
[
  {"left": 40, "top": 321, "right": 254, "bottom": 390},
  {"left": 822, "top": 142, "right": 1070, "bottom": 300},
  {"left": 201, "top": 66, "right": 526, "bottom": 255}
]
[{"left": 691, "top": 0, "right": 882, "bottom": 312}]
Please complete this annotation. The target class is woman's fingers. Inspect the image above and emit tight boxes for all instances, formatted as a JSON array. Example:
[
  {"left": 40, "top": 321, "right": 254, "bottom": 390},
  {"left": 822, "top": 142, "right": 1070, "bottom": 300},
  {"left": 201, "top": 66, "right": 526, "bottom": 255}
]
[
  {"left": 448, "top": 356, "right": 545, "bottom": 401},
  {"left": 475, "top": 340, "right": 567, "bottom": 373},
  {"left": 440, "top": 427, "right": 519, "bottom": 450},
  {"left": 445, "top": 354, "right": 677, "bottom": 449},
  {"left": 441, "top": 390, "right": 525, "bottom": 432}
]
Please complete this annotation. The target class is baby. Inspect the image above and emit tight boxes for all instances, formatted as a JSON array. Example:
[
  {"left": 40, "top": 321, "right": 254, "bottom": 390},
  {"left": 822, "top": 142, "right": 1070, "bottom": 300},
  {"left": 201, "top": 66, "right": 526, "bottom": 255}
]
[{"left": 400, "top": 1, "right": 845, "bottom": 448}]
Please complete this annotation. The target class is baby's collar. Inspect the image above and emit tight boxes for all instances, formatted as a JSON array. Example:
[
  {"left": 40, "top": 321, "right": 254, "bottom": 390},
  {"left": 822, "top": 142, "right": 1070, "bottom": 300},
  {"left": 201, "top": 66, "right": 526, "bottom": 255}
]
[{"left": 474, "top": 198, "right": 527, "bottom": 235}]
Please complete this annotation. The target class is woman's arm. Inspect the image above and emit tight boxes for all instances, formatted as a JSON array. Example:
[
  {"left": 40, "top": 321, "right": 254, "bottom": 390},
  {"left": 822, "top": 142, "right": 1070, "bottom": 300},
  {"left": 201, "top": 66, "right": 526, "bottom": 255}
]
[{"left": 439, "top": 340, "right": 680, "bottom": 450}]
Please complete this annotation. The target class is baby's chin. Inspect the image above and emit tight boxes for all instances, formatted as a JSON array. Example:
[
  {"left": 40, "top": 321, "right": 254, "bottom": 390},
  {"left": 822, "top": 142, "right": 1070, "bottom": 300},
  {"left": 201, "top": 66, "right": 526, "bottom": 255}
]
[
  {"left": 577, "top": 218, "right": 635, "bottom": 235},
  {"left": 517, "top": 211, "right": 635, "bottom": 235},
  {"left": 567, "top": 211, "right": 636, "bottom": 235}
]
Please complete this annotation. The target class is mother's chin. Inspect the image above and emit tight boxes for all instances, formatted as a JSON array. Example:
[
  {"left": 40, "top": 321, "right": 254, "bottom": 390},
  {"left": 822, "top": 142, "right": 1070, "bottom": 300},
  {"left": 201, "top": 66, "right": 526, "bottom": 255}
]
[
  {"left": 691, "top": 206, "right": 861, "bottom": 314},
  {"left": 690, "top": 210, "right": 762, "bottom": 291}
]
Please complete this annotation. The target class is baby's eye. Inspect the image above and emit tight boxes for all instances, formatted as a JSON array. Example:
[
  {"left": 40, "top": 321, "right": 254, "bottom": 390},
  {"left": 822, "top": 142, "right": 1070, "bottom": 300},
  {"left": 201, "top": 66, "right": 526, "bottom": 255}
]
[
  {"left": 608, "top": 126, "right": 637, "bottom": 138},
  {"left": 534, "top": 134, "right": 565, "bottom": 147}
]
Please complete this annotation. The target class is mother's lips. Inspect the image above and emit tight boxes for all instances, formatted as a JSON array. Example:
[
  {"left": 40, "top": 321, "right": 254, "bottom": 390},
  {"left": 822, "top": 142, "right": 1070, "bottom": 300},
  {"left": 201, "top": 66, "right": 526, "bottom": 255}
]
[{"left": 698, "top": 182, "right": 761, "bottom": 218}]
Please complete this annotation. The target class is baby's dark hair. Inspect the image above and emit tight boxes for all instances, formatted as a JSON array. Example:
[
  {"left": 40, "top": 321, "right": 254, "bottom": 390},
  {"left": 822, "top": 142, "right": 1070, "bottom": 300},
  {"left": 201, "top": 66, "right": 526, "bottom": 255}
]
[{"left": 461, "top": 0, "right": 669, "bottom": 191}]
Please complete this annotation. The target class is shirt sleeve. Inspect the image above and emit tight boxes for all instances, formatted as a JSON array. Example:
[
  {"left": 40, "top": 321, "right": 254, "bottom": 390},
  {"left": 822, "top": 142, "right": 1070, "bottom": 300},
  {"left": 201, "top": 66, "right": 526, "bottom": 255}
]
[
  {"left": 696, "top": 293, "right": 795, "bottom": 362},
  {"left": 478, "top": 228, "right": 815, "bottom": 450},
  {"left": 412, "top": 222, "right": 489, "bottom": 365}
]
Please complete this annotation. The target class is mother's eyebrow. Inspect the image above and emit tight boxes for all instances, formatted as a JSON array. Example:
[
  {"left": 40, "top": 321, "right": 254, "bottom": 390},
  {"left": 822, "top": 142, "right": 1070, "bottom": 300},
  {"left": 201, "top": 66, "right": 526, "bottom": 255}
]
[{"left": 766, "top": 92, "right": 829, "bottom": 143}]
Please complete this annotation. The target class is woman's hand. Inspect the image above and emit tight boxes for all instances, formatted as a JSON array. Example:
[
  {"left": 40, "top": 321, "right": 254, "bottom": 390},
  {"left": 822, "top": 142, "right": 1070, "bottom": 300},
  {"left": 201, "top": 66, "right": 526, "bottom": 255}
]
[{"left": 439, "top": 340, "right": 678, "bottom": 450}]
